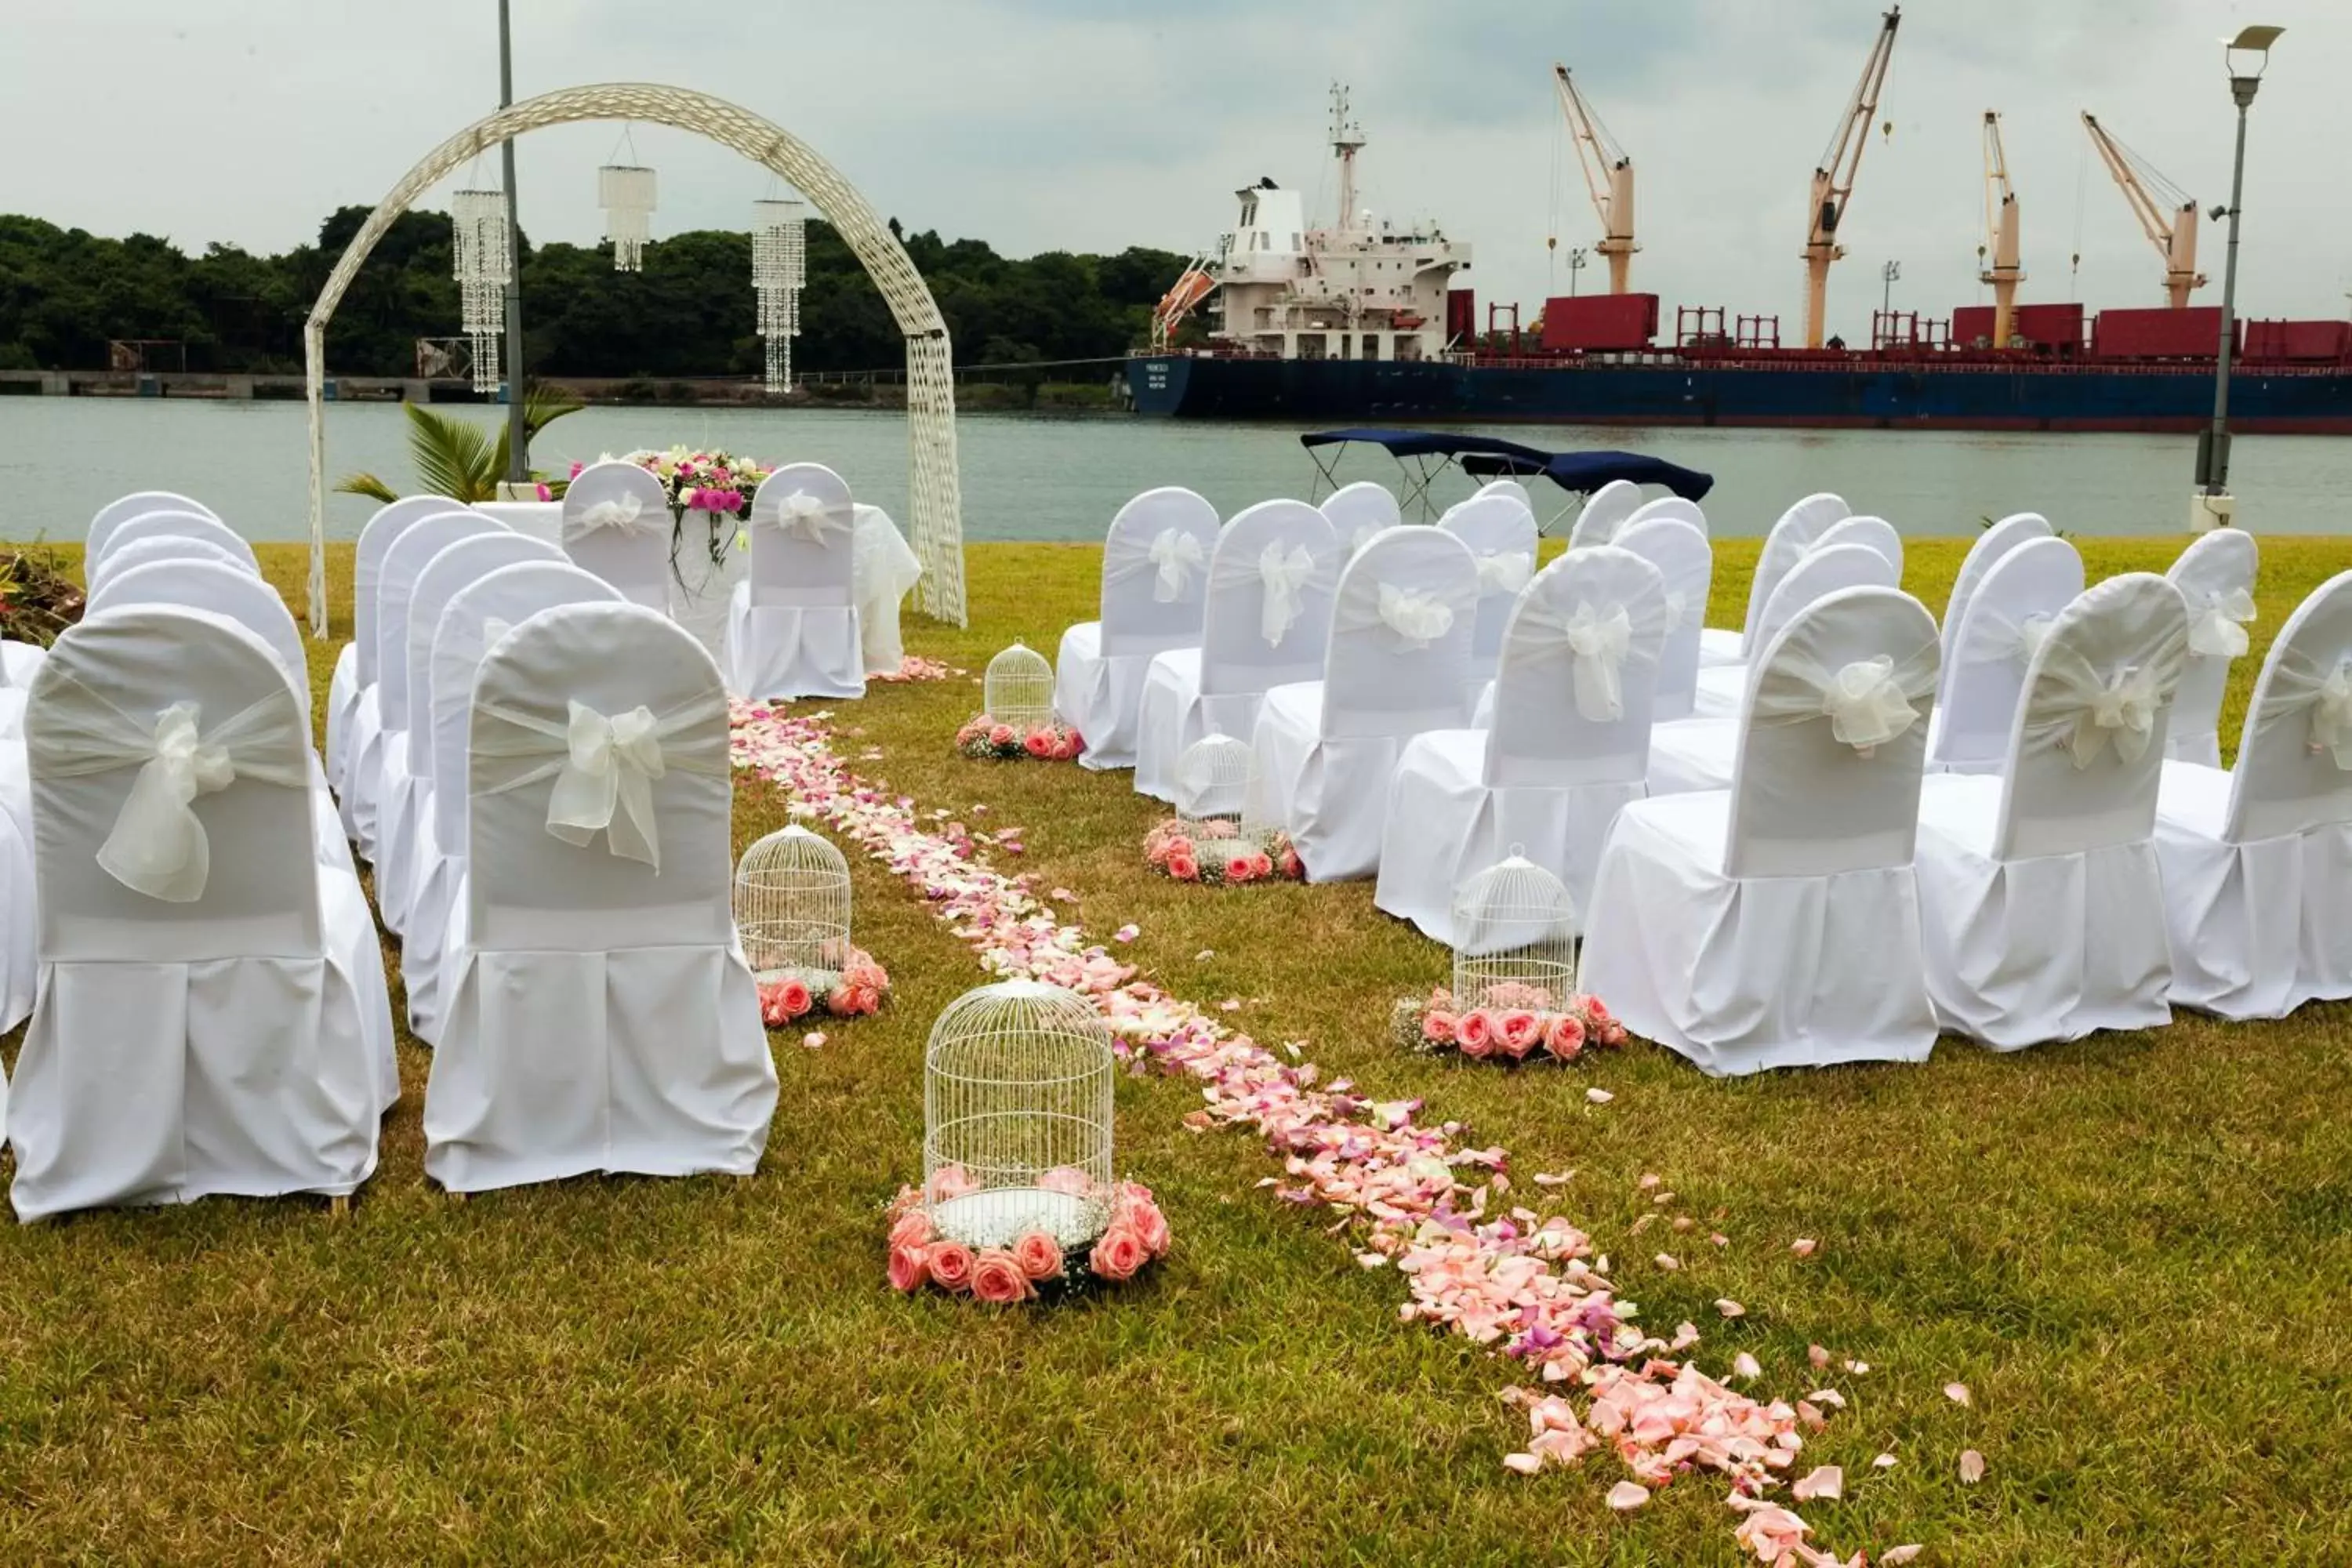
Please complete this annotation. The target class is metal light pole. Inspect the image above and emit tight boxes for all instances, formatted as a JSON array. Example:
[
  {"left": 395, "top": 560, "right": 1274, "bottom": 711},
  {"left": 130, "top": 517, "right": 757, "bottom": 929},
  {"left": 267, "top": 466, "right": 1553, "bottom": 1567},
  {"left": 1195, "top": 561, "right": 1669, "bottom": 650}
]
[
  {"left": 1569, "top": 246, "right": 1588, "bottom": 298},
  {"left": 499, "top": 0, "right": 528, "bottom": 485},
  {"left": 1880, "top": 259, "right": 1900, "bottom": 343},
  {"left": 2193, "top": 24, "right": 2282, "bottom": 532}
]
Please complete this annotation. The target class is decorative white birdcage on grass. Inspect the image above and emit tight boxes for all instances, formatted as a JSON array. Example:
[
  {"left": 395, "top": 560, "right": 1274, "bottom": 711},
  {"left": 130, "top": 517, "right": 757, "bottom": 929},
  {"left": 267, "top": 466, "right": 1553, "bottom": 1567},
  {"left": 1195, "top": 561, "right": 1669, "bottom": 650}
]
[
  {"left": 1172, "top": 732, "right": 1256, "bottom": 830},
  {"left": 1450, "top": 851, "right": 1579, "bottom": 1014},
  {"left": 924, "top": 979, "right": 1116, "bottom": 1251},
  {"left": 734, "top": 823, "right": 852, "bottom": 991},
  {"left": 982, "top": 641, "right": 1056, "bottom": 729}
]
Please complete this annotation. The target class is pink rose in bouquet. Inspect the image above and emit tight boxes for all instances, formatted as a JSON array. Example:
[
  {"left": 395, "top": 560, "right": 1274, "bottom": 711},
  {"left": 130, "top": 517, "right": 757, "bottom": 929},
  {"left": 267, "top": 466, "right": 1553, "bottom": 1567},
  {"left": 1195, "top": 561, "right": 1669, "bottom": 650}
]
[
  {"left": 927, "top": 1163, "right": 978, "bottom": 1202},
  {"left": 1278, "top": 845, "right": 1304, "bottom": 879},
  {"left": 1167, "top": 851, "right": 1200, "bottom": 881},
  {"left": 1119, "top": 1191, "right": 1171, "bottom": 1257},
  {"left": 1497, "top": 1010, "right": 1543, "bottom": 1060},
  {"left": 1225, "top": 853, "right": 1258, "bottom": 883},
  {"left": 1454, "top": 1008, "right": 1497, "bottom": 1058},
  {"left": 1421, "top": 1007, "right": 1457, "bottom": 1045},
  {"left": 887, "top": 1243, "right": 928, "bottom": 1293},
  {"left": 1089, "top": 1225, "right": 1150, "bottom": 1282},
  {"left": 1053, "top": 730, "right": 1083, "bottom": 760},
  {"left": 1543, "top": 1012, "right": 1587, "bottom": 1060},
  {"left": 970, "top": 1249, "right": 1036, "bottom": 1303},
  {"left": 925, "top": 1240, "right": 977, "bottom": 1292},
  {"left": 1039, "top": 1165, "right": 1094, "bottom": 1196},
  {"left": 1011, "top": 1230, "right": 1066, "bottom": 1282},
  {"left": 988, "top": 724, "right": 1017, "bottom": 749},
  {"left": 1248, "top": 852, "right": 1274, "bottom": 880},
  {"left": 1022, "top": 729, "right": 1055, "bottom": 759},
  {"left": 887, "top": 1207, "right": 933, "bottom": 1251}
]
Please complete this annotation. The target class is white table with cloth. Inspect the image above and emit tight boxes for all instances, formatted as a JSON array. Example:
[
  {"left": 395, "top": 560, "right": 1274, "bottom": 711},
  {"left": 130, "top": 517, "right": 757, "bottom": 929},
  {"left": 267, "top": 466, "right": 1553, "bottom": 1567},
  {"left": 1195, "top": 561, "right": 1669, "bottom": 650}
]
[{"left": 473, "top": 500, "right": 921, "bottom": 678}]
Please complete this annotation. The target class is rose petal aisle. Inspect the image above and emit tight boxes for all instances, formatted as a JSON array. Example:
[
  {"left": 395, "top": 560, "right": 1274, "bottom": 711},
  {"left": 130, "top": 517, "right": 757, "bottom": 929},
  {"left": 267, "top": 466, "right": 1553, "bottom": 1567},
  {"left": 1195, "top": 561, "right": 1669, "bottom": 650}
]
[{"left": 730, "top": 700, "right": 1910, "bottom": 1565}]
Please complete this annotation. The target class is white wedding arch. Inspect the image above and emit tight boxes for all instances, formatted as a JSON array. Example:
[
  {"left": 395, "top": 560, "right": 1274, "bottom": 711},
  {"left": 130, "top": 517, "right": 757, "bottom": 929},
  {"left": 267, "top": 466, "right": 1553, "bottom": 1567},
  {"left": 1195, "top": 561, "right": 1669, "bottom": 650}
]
[{"left": 303, "top": 82, "right": 967, "bottom": 637}]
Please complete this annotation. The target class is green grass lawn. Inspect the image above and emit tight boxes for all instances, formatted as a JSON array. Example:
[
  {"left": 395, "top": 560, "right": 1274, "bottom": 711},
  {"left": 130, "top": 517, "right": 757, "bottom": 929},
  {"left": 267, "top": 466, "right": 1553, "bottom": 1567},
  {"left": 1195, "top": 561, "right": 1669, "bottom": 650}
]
[{"left": 4, "top": 535, "right": 2351, "bottom": 1566}]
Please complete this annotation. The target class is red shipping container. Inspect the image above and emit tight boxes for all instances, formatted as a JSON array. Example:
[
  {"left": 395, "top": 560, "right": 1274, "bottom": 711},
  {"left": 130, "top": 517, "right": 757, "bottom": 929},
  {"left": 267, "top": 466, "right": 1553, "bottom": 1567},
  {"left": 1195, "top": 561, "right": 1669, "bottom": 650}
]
[
  {"left": 2093, "top": 306, "right": 2234, "bottom": 360},
  {"left": 2013, "top": 303, "right": 2085, "bottom": 350},
  {"left": 1446, "top": 289, "right": 1476, "bottom": 347},
  {"left": 1539, "top": 293, "right": 1660, "bottom": 352},
  {"left": 1951, "top": 306, "right": 1996, "bottom": 347},
  {"left": 2247, "top": 319, "right": 2352, "bottom": 361}
]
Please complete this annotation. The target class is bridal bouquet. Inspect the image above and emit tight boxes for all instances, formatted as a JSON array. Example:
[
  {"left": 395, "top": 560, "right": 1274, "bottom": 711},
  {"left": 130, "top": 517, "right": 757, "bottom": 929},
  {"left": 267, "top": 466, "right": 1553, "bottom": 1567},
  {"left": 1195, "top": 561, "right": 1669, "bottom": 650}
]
[
  {"left": 583, "top": 446, "right": 776, "bottom": 567},
  {"left": 1143, "top": 817, "right": 1304, "bottom": 884},
  {"left": 755, "top": 947, "right": 891, "bottom": 1025},
  {"left": 956, "top": 714, "right": 1083, "bottom": 761},
  {"left": 885, "top": 1171, "right": 1171, "bottom": 1303},
  {"left": 1391, "top": 984, "right": 1628, "bottom": 1065}
]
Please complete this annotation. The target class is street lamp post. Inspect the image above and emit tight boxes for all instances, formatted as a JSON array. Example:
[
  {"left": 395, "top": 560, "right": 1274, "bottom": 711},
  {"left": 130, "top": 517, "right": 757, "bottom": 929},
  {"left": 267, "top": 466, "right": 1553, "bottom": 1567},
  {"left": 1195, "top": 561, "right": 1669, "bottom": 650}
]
[
  {"left": 1880, "top": 259, "right": 1900, "bottom": 345},
  {"left": 2193, "top": 24, "right": 2283, "bottom": 532},
  {"left": 499, "top": 0, "right": 528, "bottom": 487},
  {"left": 1569, "top": 247, "right": 1588, "bottom": 298}
]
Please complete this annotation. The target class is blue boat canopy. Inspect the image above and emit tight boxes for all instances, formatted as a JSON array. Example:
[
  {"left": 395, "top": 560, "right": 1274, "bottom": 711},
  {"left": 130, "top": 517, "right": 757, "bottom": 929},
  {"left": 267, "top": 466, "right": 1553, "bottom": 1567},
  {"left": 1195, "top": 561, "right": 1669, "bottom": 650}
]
[
  {"left": 1300, "top": 428, "right": 1713, "bottom": 522},
  {"left": 1298, "top": 428, "right": 1557, "bottom": 470},
  {"left": 1461, "top": 448, "right": 1715, "bottom": 502}
]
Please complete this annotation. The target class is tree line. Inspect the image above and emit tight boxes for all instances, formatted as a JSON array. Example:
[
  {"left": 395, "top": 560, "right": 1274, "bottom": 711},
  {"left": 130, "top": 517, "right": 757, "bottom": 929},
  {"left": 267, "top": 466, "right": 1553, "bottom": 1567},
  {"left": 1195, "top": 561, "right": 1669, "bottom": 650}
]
[{"left": 0, "top": 208, "right": 1189, "bottom": 378}]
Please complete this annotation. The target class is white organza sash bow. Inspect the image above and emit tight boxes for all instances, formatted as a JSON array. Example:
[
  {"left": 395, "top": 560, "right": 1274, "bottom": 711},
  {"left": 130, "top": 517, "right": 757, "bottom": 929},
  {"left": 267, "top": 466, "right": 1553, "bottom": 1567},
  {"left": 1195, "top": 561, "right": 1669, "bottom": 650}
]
[
  {"left": 1962, "top": 603, "right": 2056, "bottom": 668},
  {"left": 1472, "top": 550, "right": 1534, "bottom": 597},
  {"left": 572, "top": 492, "right": 659, "bottom": 537},
  {"left": 2019, "top": 626, "right": 2188, "bottom": 769},
  {"left": 1751, "top": 642, "right": 1940, "bottom": 754},
  {"left": 1102, "top": 525, "right": 1207, "bottom": 604},
  {"left": 1511, "top": 593, "right": 1671, "bottom": 722},
  {"left": 1373, "top": 583, "right": 1457, "bottom": 651},
  {"left": 775, "top": 489, "right": 853, "bottom": 546},
  {"left": 1258, "top": 543, "right": 1317, "bottom": 646},
  {"left": 2187, "top": 586, "right": 2256, "bottom": 659},
  {"left": 2252, "top": 646, "right": 2352, "bottom": 769},
  {"left": 30, "top": 684, "right": 309, "bottom": 901},
  {"left": 474, "top": 689, "right": 728, "bottom": 871}
]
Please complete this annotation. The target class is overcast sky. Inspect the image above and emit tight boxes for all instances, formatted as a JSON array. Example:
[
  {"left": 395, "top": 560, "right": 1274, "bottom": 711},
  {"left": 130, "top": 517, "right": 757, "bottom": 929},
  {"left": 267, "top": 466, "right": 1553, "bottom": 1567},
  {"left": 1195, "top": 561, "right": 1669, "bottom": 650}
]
[{"left": 7, "top": 0, "right": 2348, "bottom": 349}]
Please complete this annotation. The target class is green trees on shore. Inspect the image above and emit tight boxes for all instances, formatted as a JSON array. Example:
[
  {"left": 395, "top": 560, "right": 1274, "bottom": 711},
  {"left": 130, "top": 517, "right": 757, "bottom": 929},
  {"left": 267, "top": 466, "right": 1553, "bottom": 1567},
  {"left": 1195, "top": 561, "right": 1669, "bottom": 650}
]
[{"left": 0, "top": 208, "right": 1186, "bottom": 378}]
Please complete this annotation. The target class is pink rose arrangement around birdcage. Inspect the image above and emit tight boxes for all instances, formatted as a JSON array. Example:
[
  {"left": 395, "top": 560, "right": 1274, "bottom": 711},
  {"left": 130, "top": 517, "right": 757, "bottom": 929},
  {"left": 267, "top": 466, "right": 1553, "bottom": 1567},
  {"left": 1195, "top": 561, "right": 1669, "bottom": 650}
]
[
  {"left": 1142, "top": 817, "right": 1304, "bottom": 885},
  {"left": 955, "top": 715, "right": 1084, "bottom": 762},
  {"left": 884, "top": 1169, "right": 1171, "bottom": 1303},
  {"left": 756, "top": 947, "right": 891, "bottom": 1025},
  {"left": 1391, "top": 983, "right": 1628, "bottom": 1065}
]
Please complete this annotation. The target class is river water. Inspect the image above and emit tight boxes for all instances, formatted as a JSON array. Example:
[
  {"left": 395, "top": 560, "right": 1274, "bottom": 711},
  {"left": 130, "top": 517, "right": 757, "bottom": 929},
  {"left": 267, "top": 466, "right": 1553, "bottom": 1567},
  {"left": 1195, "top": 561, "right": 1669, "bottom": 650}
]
[{"left": 5, "top": 397, "right": 2350, "bottom": 543}]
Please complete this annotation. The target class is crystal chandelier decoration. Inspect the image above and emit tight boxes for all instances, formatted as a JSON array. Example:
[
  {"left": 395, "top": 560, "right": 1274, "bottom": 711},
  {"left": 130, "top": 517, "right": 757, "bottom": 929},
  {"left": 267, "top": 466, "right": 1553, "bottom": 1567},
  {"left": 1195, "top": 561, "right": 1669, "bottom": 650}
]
[
  {"left": 751, "top": 198, "right": 808, "bottom": 394},
  {"left": 450, "top": 186, "right": 510, "bottom": 394},
  {"left": 597, "top": 164, "right": 656, "bottom": 271}
]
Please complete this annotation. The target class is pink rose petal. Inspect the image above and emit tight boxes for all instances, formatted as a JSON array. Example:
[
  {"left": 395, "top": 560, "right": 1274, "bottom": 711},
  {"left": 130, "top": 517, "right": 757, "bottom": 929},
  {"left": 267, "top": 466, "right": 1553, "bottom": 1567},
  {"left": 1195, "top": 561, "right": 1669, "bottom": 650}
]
[
  {"left": 1501, "top": 1451, "right": 1542, "bottom": 1475},
  {"left": 1872, "top": 1452, "right": 1898, "bottom": 1469},
  {"left": 1880, "top": 1548, "right": 1924, "bottom": 1565},
  {"left": 1113, "top": 924, "right": 1140, "bottom": 943},
  {"left": 1809, "top": 1344, "right": 1832, "bottom": 1369},
  {"left": 1638, "top": 1173, "right": 1661, "bottom": 1190},
  {"left": 1944, "top": 1381, "right": 1973, "bottom": 1406},
  {"left": 1732, "top": 1352, "right": 1762, "bottom": 1381},
  {"left": 1959, "top": 1448, "right": 1986, "bottom": 1484},
  {"left": 1585, "top": 1087, "right": 1613, "bottom": 1104},
  {"left": 801, "top": 1031, "right": 826, "bottom": 1049},
  {"left": 1793, "top": 1465, "right": 1843, "bottom": 1501},
  {"left": 1715, "top": 1298, "right": 1745, "bottom": 1318},
  {"left": 1606, "top": 1480, "right": 1651, "bottom": 1511},
  {"left": 1791, "top": 1237, "right": 1818, "bottom": 1257},
  {"left": 1809, "top": 1388, "right": 1848, "bottom": 1410},
  {"left": 1652, "top": 1253, "right": 1680, "bottom": 1271},
  {"left": 1532, "top": 1171, "right": 1574, "bottom": 1186}
]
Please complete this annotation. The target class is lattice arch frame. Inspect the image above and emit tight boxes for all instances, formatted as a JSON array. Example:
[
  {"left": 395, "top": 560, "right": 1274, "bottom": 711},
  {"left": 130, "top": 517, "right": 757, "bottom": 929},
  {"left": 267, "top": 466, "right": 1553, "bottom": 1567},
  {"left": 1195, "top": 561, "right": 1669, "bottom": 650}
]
[{"left": 301, "top": 82, "right": 966, "bottom": 639}]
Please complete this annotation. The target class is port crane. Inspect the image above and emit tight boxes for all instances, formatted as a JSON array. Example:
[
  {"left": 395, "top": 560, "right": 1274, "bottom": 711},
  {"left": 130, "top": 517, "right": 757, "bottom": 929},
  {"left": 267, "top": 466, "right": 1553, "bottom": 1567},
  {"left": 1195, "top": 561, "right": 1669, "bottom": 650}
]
[
  {"left": 1979, "top": 111, "right": 2023, "bottom": 347},
  {"left": 2081, "top": 111, "right": 2205, "bottom": 309},
  {"left": 1550, "top": 64, "right": 1637, "bottom": 294},
  {"left": 1802, "top": 5, "right": 1902, "bottom": 348}
]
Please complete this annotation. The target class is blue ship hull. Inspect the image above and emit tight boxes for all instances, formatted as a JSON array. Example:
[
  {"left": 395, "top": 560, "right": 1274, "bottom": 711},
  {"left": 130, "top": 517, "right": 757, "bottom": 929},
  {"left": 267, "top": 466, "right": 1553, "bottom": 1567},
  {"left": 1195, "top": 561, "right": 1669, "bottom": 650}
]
[{"left": 1126, "top": 354, "right": 2352, "bottom": 433}]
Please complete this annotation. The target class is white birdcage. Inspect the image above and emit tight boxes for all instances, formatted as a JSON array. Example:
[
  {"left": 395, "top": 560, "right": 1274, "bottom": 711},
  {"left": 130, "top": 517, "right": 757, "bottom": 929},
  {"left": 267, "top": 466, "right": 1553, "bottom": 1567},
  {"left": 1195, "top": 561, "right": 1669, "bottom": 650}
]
[
  {"left": 924, "top": 979, "right": 1116, "bottom": 1251},
  {"left": 1172, "top": 732, "right": 1275, "bottom": 835},
  {"left": 982, "top": 641, "right": 1055, "bottom": 728},
  {"left": 733, "top": 824, "right": 853, "bottom": 990},
  {"left": 1450, "top": 851, "right": 1579, "bottom": 1013}
]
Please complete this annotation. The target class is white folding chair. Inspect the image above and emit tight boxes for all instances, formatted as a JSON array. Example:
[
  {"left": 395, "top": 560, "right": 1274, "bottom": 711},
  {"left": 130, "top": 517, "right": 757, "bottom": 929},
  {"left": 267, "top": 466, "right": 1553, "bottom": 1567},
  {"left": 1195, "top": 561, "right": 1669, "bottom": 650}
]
[
  {"left": 1697, "top": 492, "right": 1847, "bottom": 668},
  {"left": 86, "top": 491, "right": 220, "bottom": 564},
  {"left": 1134, "top": 500, "right": 1341, "bottom": 803},
  {"left": 1052, "top": 487, "right": 1220, "bottom": 771},
  {"left": 1621, "top": 495, "right": 1707, "bottom": 535},
  {"left": 89, "top": 512, "right": 257, "bottom": 592},
  {"left": 1678, "top": 540, "right": 1897, "bottom": 745},
  {"left": 1566, "top": 478, "right": 1642, "bottom": 549},
  {"left": 1439, "top": 492, "right": 1538, "bottom": 694},
  {"left": 2156, "top": 570, "right": 2352, "bottom": 1018},
  {"left": 1612, "top": 518, "right": 1711, "bottom": 721},
  {"left": 561, "top": 459, "right": 671, "bottom": 611},
  {"left": 1914, "top": 573, "right": 2189, "bottom": 1050},
  {"left": 1249, "top": 527, "right": 1479, "bottom": 880},
  {"left": 1579, "top": 586, "right": 1944, "bottom": 1075},
  {"left": 1939, "top": 513, "right": 2051, "bottom": 673},
  {"left": 2165, "top": 528, "right": 2259, "bottom": 766},
  {"left": 1927, "top": 536, "right": 2083, "bottom": 776},
  {"left": 1323, "top": 481, "right": 1402, "bottom": 555},
  {"left": 403, "top": 560, "right": 622, "bottom": 1047},
  {"left": 332, "top": 496, "right": 470, "bottom": 834},
  {"left": 9, "top": 608, "right": 391, "bottom": 1219},
  {"left": 726, "top": 463, "right": 862, "bottom": 700},
  {"left": 1376, "top": 545, "right": 1668, "bottom": 938},
  {"left": 366, "top": 512, "right": 510, "bottom": 928},
  {"left": 1814, "top": 515, "right": 1903, "bottom": 581},
  {"left": 422, "top": 602, "right": 777, "bottom": 1192}
]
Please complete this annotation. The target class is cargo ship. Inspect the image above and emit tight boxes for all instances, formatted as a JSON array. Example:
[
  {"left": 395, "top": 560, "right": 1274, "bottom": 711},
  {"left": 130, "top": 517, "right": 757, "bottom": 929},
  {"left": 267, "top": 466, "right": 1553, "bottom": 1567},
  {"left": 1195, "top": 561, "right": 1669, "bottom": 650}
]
[{"left": 1129, "top": 74, "right": 2352, "bottom": 434}]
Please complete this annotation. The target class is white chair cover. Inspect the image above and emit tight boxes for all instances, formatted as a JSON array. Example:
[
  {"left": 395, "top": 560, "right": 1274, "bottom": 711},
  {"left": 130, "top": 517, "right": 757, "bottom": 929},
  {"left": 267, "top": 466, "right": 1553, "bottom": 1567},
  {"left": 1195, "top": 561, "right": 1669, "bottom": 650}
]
[
  {"left": 2165, "top": 528, "right": 2259, "bottom": 767},
  {"left": 1134, "top": 500, "right": 1341, "bottom": 802},
  {"left": 2154, "top": 569, "right": 2352, "bottom": 1018},
  {"left": 1375, "top": 546, "right": 1668, "bottom": 940},
  {"left": 1612, "top": 517, "right": 1711, "bottom": 721},
  {"left": 1580, "top": 586, "right": 1944, "bottom": 1074},
  {"left": 1323, "top": 481, "right": 1402, "bottom": 556},
  {"left": 422, "top": 603, "right": 777, "bottom": 1192},
  {"left": 1566, "top": 479, "right": 1642, "bottom": 549},
  {"left": 561, "top": 459, "right": 671, "bottom": 611},
  {"left": 1939, "top": 512, "right": 2051, "bottom": 673},
  {"left": 0, "top": 642, "right": 40, "bottom": 1036},
  {"left": 1473, "top": 477, "right": 1534, "bottom": 512},
  {"left": 366, "top": 513, "right": 510, "bottom": 937},
  {"left": 401, "top": 561, "right": 626, "bottom": 1047},
  {"left": 90, "top": 534, "right": 249, "bottom": 592},
  {"left": 1814, "top": 515, "right": 1903, "bottom": 580},
  {"left": 1621, "top": 495, "right": 1707, "bottom": 535},
  {"left": 725, "top": 463, "right": 862, "bottom": 701},
  {"left": 849, "top": 503, "right": 925, "bottom": 674},
  {"left": 333, "top": 497, "right": 469, "bottom": 840},
  {"left": 89, "top": 512, "right": 258, "bottom": 593},
  {"left": 1439, "top": 492, "right": 1538, "bottom": 692},
  {"left": 1680, "top": 541, "right": 1897, "bottom": 740},
  {"left": 1697, "top": 491, "right": 1846, "bottom": 668},
  {"left": 1928, "top": 536, "right": 2082, "bottom": 776},
  {"left": 86, "top": 491, "right": 220, "bottom": 564},
  {"left": 1054, "top": 487, "right": 1221, "bottom": 771},
  {"left": 1250, "top": 528, "right": 1480, "bottom": 880},
  {"left": 1914, "top": 573, "right": 2190, "bottom": 1049},
  {"left": 8, "top": 608, "right": 391, "bottom": 1220}
]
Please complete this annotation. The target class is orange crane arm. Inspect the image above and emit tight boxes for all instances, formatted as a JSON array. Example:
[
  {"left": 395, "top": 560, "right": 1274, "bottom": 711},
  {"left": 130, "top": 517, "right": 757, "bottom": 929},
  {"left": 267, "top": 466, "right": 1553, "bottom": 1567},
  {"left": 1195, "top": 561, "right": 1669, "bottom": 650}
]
[
  {"left": 1550, "top": 64, "right": 1637, "bottom": 292},
  {"left": 2080, "top": 111, "right": 2204, "bottom": 308},
  {"left": 1807, "top": 6, "right": 1902, "bottom": 252}
]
